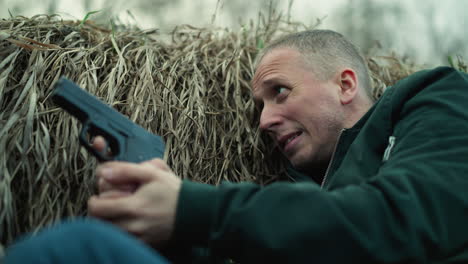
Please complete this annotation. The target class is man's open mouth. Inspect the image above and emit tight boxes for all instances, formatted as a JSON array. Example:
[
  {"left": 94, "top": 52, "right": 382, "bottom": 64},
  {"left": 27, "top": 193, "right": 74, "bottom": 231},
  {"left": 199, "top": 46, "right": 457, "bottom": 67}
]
[{"left": 279, "top": 131, "right": 303, "bottom": 151}]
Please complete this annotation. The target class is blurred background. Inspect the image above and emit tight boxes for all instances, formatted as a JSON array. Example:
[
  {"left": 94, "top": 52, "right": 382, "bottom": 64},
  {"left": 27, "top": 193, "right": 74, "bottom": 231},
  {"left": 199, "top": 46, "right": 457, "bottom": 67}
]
[{"left": 1, "top": 0, "right": 466, "bottom": 66}]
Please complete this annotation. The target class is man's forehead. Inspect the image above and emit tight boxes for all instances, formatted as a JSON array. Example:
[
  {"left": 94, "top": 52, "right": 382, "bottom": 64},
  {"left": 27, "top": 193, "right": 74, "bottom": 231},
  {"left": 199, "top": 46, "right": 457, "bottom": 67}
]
[
  {"left": 252, "top": 48, "right": 299, "bottom": 88},
  {"left": 257, "top": 47, "right": 300, "bottom": 68}
]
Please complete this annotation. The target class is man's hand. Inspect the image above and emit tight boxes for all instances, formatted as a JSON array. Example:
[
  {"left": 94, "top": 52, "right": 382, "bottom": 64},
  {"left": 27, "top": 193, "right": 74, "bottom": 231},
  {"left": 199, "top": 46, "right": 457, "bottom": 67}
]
[
  {"left": 91, "top": 136, "right": 137, "bottom": 198},
  {"left": 87, "top": 148, "right": 182, "bottom": 247}
]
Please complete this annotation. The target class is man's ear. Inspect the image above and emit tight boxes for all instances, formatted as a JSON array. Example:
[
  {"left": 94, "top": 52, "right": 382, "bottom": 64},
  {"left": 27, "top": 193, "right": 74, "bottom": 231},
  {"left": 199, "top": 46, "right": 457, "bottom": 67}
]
[{"left": 338, "top": 69, "right": 358, "bottom": 105}]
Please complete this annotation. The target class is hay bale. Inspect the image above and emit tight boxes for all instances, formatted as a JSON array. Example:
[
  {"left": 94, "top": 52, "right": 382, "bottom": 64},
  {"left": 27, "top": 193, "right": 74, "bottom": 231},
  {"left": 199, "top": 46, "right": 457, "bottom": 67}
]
[
  {"left": 0, "top": 13, "right": 289, "bottom": 246},
  {"left": 0, "top": 13, "right": 437, "bottom": 247}
]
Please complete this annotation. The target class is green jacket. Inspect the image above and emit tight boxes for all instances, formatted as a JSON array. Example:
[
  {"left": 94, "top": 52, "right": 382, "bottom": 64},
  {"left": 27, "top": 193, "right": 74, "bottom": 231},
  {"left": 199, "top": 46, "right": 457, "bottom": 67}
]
[{"left": 172, "top": 67, "right": 468, "bottom": 263}]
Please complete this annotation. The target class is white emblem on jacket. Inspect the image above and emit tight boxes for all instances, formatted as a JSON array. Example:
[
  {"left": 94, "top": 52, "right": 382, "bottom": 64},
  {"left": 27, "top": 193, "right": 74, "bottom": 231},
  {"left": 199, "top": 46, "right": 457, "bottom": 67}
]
[{"left": 383, "top": 136, "right": 396, "bottom": 162}]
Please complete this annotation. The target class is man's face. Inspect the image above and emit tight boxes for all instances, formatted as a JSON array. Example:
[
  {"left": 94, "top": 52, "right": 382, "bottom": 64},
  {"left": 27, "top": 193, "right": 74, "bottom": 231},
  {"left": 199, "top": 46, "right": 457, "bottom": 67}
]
[{"left": 252, "top": 47, "right": 346, "bottom": 171}]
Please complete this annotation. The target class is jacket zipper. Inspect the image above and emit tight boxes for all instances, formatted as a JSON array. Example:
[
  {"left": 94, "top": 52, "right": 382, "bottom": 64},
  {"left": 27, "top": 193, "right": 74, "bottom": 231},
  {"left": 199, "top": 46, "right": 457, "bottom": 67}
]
[{"left": 320, "top": 129, "right": 346, "bottom": 189}]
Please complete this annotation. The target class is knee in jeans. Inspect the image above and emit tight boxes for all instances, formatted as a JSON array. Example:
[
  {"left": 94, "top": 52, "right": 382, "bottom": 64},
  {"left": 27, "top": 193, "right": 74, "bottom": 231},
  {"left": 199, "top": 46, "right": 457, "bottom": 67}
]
[
  {"left": 8, "top": 218, "right": 122, "bottom": 253},
  {"left": 52, "top": 218, "right": 124, "bottom": 243},
  {"left": 6, "top": 218, "right": 169, "bottom": 264},
  {"left": 58, "top": 218, "right": 115, "bottom": 233}
]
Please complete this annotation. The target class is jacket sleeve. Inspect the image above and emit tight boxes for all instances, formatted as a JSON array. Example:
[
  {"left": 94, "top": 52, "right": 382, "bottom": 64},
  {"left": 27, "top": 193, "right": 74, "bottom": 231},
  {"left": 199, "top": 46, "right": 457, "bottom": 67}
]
[{"left": 171, "top": 69, "right": 468, "bottom": 263}]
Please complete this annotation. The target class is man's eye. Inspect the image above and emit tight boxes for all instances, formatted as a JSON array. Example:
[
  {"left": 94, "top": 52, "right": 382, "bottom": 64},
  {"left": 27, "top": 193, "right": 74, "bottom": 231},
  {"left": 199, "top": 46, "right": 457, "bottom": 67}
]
[{"left": 275, "top": 86, "right": 288, "bottom": 94}]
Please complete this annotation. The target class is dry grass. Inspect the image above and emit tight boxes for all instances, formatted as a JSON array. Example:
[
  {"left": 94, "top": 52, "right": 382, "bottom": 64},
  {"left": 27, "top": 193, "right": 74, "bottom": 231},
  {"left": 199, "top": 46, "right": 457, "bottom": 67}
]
[{"left": 0, "top": 12, "right": 449, "bottom": 247}]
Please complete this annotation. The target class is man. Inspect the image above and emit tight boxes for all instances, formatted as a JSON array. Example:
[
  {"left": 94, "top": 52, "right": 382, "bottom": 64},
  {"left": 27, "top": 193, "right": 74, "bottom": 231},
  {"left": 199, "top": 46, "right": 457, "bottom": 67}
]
[{"left": 5, "top": 30, "right": 468, "bottom": 263}]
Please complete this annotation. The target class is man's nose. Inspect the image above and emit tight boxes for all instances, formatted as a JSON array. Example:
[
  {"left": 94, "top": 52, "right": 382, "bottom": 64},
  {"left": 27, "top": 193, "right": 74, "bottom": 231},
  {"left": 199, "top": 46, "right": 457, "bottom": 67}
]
[{"left": 259, "top": 105, "right": 282, "bottom": 132}]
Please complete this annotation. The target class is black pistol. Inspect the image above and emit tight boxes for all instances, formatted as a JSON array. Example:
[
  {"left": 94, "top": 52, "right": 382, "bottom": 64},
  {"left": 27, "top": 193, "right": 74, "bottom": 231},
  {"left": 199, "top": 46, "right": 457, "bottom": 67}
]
[{"left": 51, "top": 77, "right": 165, "bottom": 163}]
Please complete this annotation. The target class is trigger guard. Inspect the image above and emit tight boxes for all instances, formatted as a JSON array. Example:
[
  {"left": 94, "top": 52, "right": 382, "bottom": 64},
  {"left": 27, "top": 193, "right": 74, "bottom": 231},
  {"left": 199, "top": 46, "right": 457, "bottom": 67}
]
[{"left": 79, "top": 120, "right": 112, "bottom": 162}]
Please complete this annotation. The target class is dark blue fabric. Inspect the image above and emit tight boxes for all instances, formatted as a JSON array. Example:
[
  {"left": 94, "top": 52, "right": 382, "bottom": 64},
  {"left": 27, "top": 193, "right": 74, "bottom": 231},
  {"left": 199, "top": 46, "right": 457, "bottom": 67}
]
[{"left": 4, "top": 218, "right": 169, "bottom": 264}]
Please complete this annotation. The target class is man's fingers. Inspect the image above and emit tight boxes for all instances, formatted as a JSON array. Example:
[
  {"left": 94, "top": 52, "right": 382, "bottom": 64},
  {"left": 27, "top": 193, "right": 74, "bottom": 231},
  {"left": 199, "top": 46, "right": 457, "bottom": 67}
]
[
  {"left": 88, "top": 195, "right": 135, "bottom": 219},
  {"left": 91, "top": 136, "right": 107, "bottom": 152},
  {"left": 96, "top": 162, "right": 157, "bottom": 184},
  {"left": 98, "top": 178, "right": 137, "bottom": 194},
  {"left": 99, "top": 189, "right": 133, "bottom": 199},
  {"left": 95, "top": 159, "right": 170, "bottom": 196}
]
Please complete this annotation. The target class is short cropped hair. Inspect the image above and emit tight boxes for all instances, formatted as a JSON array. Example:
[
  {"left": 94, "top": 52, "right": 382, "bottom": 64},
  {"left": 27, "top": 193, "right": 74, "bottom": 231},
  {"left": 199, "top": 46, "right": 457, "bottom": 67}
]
[{"left": 254, "top": 30, "right": 373, "bottom": 100}]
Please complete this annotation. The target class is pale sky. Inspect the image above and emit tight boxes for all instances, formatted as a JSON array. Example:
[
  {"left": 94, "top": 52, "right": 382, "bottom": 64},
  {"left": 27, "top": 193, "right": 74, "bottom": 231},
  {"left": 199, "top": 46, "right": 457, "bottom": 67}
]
[{"left": 1, "top": 0, "right": 466, "bottom": 65}]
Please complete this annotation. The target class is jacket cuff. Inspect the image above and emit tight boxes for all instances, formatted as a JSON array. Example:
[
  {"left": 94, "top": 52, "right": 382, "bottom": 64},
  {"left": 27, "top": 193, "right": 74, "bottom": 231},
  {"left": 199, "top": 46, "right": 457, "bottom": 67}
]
[{"left": 172, "top": 180, "right": 218, "bottom": 246}]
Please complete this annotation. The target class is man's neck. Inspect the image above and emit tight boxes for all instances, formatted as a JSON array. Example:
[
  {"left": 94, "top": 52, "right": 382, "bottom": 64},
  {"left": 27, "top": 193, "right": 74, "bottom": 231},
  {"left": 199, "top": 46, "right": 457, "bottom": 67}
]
[{"left": 345, "top": 96, "right": 373, "bottom": 128}]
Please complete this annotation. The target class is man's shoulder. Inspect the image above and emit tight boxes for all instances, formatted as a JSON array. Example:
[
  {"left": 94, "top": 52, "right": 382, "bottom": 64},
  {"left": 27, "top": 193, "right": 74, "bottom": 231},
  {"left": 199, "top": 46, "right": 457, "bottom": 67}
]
[
  {"left": 392, "top": 66, "right": 465, "bottom": 93},
  {"left": 382, "top": 66, "right": 467, "bottom": 109}
]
